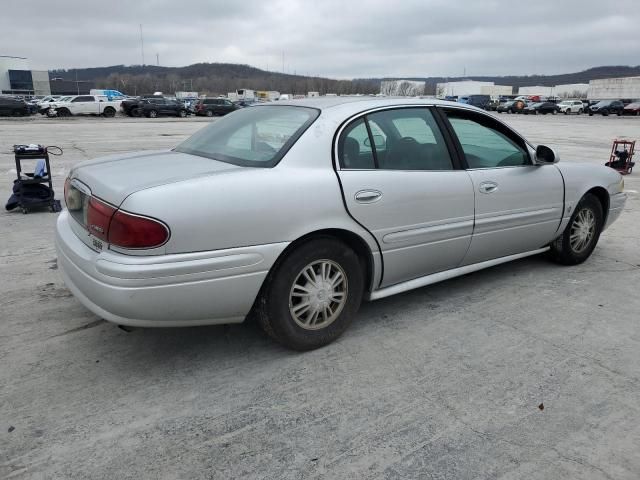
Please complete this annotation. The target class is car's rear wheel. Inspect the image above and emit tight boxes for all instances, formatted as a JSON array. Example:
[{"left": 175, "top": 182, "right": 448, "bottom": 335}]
[
  {"left": 178, "top": 109, "right": 187, "bottom": 118},
  {"left": 147, "top": 109, "right": 158, "bottom": 118},
  {"left": 256, "top": 238, "right": 364, "bottom": 350},
  {"left": 548, "top": 193, "right": 604, "bottom": 265},
  {"left": 102, "top": 107, "right": 116, "bottom": 117},
  {"left": 578, "top": 108, "right": 583, "bottom": 114},
  {"left": 565, "top": 109, "right": 570, "bottom": 115},
  {"left": 205, "top": 110, "right": 213, "bottom": 117}
]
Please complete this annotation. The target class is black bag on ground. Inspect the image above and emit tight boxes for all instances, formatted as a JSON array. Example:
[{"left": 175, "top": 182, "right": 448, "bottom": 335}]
[{"left": 5, "top": 180, "right": 55, "bottom": 211}]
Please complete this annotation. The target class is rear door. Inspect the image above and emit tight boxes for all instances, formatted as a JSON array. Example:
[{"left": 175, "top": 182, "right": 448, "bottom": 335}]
[
  {"left": 336, "top": 107, "right": 475, "bottom": 287},
  {"left": 440, "top": 107, "right": 564, "bottom": 265}
]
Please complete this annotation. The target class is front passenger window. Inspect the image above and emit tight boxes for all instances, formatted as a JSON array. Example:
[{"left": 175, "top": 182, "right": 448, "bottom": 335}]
[{"left": 446, "top": 115, "right": 529, "bottom": 168}]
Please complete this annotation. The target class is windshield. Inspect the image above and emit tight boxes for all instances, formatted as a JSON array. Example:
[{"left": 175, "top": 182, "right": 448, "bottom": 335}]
[
  {"left": 595, "top": 101, "right": 609, "bottom": 106},
  {"left": 175, "top": 105, "right": 319, "bottom": 167}
]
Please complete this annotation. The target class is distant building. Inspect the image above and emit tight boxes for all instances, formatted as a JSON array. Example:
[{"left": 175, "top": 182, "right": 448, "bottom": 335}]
[
  {"left": 49, "top": 78, "right": 94, "bottom": 95},
  {"left": 380, "top": 80, "right": 425, "bottom": 96},
  {"left": 519, "top": 84, "right": 588, "bottom": 98},
  {"left": 554, "top": 83, "right": 589, "bottom": 98},
  {"left": 480, "top": 85, "right": 513, "bottom": 97},
  {"left": 518, "top": 86, "right": 554, "bottom": 97},
  {"left": 587, "top": 77, "right": 640, "bottom": 100},
  {"left": 436, "top": 81, "right": 494, "bottom": 98},
  {"left": 0, "top": 55, "right": 51, "bottom": 95}
]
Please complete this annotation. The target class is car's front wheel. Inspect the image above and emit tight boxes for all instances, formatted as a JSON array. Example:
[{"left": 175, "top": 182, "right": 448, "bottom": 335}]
[
  {"left": 205, "top": 110, "right": 213, "bottom": 117},
  {"left": 256, "top": 238, "right": 364, "bottom": 350},
  {"left": 549, "top": 193, "right": 603, "bottom": 265},
  {"left": 146, "top": 109, "right": 158, "bottom": 118}
]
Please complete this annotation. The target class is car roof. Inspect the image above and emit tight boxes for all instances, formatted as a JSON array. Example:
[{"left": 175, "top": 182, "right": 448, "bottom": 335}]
[{"left": 258, "top": 96, "right": 481, "bottom": 115}]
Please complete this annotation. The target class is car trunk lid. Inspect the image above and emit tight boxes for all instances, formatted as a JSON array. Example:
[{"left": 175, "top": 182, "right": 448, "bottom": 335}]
[{"left": 70, "top": 150, "right": 242, "bottom": 206}]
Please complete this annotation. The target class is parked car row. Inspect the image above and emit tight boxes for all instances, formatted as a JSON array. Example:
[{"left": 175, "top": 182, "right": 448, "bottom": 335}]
[
  {"left": 0, "top": 93, "right": 247, "bottom": 118},
  {"left": 494, "top": 98, "right": 636, "bottom": 116}
]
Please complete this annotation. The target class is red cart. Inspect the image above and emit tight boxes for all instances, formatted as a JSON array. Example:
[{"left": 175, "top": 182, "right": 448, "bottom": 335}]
[{"left": 606, "top": 139, "right": 635, "bottom": 175}]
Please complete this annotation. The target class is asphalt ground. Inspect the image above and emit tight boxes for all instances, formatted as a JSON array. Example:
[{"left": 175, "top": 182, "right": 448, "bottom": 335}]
[{"left": 1, "top": 112, "right": 639, "bottom": 479}]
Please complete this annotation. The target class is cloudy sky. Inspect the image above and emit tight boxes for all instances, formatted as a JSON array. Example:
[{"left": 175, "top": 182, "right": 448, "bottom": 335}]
[{"left": 3, "top": 0, "right": 639, "bottom": 78}]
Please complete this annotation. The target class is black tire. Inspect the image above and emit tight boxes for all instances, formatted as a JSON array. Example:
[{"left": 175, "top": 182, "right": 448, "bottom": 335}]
[
  {"left": 205, "top": 110, "right": 213, "bottom": 117},
  {"left": 178, "top": 109, "right": 187, "bottom": 118},
  {"left": 548, "top": 193, "right": 604, "bottom": 265},
  {"left": 578, "top": 108, "right": 583, "bottom": 114},
  {"left": 602, "top": 109, "right": 609, "bottom": 116},
  {"left": 256, "top": 238, "right": 364, "bottom": 351},
  {"left": 589, "top": 112, "right": 594, "bottom": 116},
  {"left": 57, "top": 108, "right": 71, "bottom": 117},
  {"left": 102, "top": 107, "right": 116, "bottom": 117},
  {"left": 552, "top": 109, "right": 557, "bottom": 115},
  {"left": 564, "top": 109, "right": 570, "bottom": 115},
  {"left": 617, "top": 110, "right": 622, "bottom": 116},
  {"left": 147, "top": 109, "right": 158, "bottom": 118}
]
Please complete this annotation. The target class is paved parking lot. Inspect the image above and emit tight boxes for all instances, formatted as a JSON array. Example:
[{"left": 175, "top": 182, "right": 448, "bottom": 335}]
[{"left": 1, "top": 113, "right": 639, "bottom": 479}]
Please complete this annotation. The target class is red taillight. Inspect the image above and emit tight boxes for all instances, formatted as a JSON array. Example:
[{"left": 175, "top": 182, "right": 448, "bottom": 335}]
[
  {"left": 108, "top": 210, "right": 169, "bottom": 249},
  {"left": 87, "top": 197, "right": 116, "bottom": 241}
]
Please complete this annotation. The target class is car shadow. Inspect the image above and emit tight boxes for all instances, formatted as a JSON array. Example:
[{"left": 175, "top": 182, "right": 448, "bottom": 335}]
[{"left": 76, "top": 254, "right": 557, "bottom": 377}]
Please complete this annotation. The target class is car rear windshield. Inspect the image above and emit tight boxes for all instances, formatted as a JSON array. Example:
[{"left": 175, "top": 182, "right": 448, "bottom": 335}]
[{"left": 175, "top": 105, "right": 319, "bottom": 167}]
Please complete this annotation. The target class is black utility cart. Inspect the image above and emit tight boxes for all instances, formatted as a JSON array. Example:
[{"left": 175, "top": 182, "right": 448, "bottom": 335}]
[{"left": 12, "top": 144, "right": 61, "bottom": 213}]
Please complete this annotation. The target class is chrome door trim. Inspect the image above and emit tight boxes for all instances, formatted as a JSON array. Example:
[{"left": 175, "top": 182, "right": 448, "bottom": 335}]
[{"left": 368, "top": 247, "right": 549, "bottom": 301}]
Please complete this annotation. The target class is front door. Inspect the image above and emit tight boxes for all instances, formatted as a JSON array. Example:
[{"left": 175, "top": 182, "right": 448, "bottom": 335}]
[
  {"left": 336, "top": 107, "right": 475, "bottom": 287},
  {"left": 441, "top": 107, "right": 564, "bottom": 265}
]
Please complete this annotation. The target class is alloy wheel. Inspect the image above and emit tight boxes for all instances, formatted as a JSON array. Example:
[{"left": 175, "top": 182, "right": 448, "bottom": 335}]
[{"left": 570, "top": 208, "right": 596, "bottom": 253}]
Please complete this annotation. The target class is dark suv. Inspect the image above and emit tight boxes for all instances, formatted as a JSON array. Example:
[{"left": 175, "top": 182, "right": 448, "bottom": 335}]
[
  {"left": 0, "top": 97, "right": 30, "bottom": 116},
  {"left": 588, "top": 100, "right": 624, "bottom": 116},
  {"left": 139, "top": 98, "right": 189, "bottom": 118},
  {"left": 195, "top": 98, "right": 238, "bottom": 117},
  {"left": 121, "top": 95, "right": 163, "bottom": 116}
]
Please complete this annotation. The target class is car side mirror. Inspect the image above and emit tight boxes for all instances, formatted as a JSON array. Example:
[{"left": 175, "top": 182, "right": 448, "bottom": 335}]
[{"left": 535, "top": 145, "right": 559, "bottom": 164}]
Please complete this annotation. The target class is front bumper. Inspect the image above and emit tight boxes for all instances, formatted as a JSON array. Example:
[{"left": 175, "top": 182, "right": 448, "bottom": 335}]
[{"left": 55, "top": 210, "right": 287, "bottom": 327}]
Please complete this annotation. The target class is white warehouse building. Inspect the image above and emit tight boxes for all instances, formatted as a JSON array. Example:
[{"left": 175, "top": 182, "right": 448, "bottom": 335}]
[
  {"left": 436, "top": 80, "right": 494, "bottom": 97},
  {"left": 518, "top": 86, "right": 554, "bottom": 97},
  {"left": 480, "top": 85, "right": 513, "bottom": 97},
  {"left": 554, "top": 83, "right": 589, "bottom": 98},
  {"left": 587, "top": 77, "right": 640, "bottom": 100}
]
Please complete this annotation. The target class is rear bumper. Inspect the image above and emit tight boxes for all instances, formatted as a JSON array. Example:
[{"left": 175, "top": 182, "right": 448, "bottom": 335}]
[{"left": 55, "top": 210, "right": 287, "bottom": 327}]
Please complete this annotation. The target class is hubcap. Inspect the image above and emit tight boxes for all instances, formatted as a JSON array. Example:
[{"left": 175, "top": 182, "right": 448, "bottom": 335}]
[
  {"left": 289, "top": 259, "right": 348, "bottom": 330},
  {"left": 570, "top": 208, "right": 596, "bottom": 253}
]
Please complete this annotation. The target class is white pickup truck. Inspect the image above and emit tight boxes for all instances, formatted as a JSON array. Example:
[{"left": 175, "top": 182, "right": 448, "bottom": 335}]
[{"left": 47, "top": 95, "right": 122, "bottom": 117}]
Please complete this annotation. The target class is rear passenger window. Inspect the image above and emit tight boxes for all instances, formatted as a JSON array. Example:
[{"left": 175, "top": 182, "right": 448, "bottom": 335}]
[
  {"left": 338, "top": 118, "right": 375, "bottom": 169},
  {"left": 366, "top": 108, "right": 453, "bottom": 170}
]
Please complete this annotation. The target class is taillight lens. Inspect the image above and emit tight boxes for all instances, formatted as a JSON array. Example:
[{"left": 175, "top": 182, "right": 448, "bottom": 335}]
[
  {"left": 87, "top": 197, "right": 116, "bottom": 241},
  {"left": 108, "top": 211, "right": 169, "bottom": 249}
]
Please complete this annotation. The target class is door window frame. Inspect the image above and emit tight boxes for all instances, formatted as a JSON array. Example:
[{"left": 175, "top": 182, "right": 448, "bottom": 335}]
[
  {"left": 435, "top": 106, "right": 534, "bottom": 170},
  {"left": 334, "top": 105, "right": 464, "bottom": 171}
]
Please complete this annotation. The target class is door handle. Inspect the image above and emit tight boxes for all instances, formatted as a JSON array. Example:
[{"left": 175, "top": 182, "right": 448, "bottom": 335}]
[
  {"left": 479, "top": 181, "right": 498, "bottom": 194},
  {"left": 354, "top": 190, "right": 383, "bottom": 203}
]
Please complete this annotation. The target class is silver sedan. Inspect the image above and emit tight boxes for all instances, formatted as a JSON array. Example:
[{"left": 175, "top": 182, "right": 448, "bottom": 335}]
[{"left": 56, "top": 98, "right": 627, "bottom": 350}]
